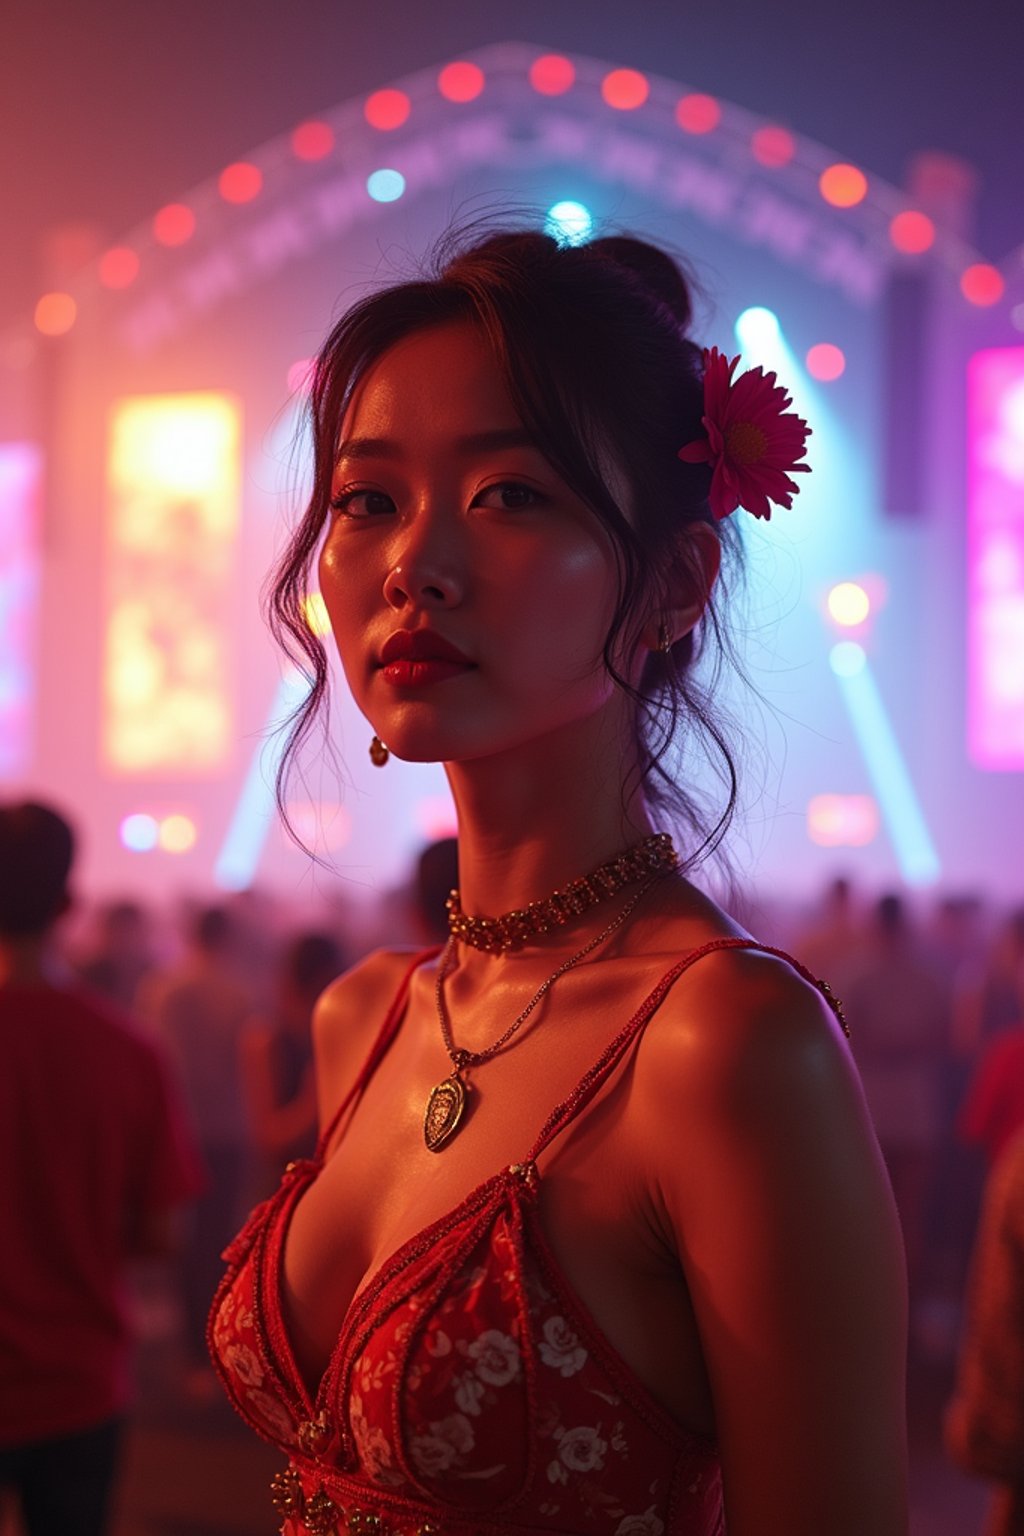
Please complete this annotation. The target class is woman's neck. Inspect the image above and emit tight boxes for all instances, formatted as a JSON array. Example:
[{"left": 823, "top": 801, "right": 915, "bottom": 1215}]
[{"left": 444, "top": 708, "right": 656, "bottom": 920}]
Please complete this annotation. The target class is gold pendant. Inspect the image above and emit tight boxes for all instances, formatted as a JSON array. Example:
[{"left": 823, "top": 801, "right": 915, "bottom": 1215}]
[{"left": 424, "top": 1072, "right": 467, "bottom": 1152}]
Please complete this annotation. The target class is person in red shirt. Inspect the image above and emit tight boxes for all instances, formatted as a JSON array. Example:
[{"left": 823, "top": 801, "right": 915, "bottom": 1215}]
[
  {"left": 0, "top": 801, "right": 201, "bottom": 1536},
  {"left": 959, "top": 1025, "right": 1024, "bottom": 1169}
]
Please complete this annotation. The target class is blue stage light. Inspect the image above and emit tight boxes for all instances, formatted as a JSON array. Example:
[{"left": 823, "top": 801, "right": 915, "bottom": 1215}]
[
  {"left": 831, "top": 652, "right": 941, "bottom": 885},
  {"left": 366, "top": 168, "right": 406, "bottom": 203},
  {"left": 735, "top": 306, "right": 781, "bottom": 351},
  {"left": 121, "top": 813, "right": 158, "bottom": 852},
  {"left": 545, "top": 200, "right": 593, "bottom": 246},
  {"left": 829, "top": 640, "right": 867, "bottom": 678},
  {"left": 214, "top": 667, "right": 311, "bottom": 890}
]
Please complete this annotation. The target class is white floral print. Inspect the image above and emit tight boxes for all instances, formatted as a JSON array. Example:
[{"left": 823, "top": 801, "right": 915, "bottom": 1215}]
[
  {"left": 558, "top": 1424, "right": 608, "bottom": 1474},
  {"left": 350, "top": 1393, "right": 394, "bottom": 1480},
  {"left": 410, "top": 1413, "right": 476, "bottom": 1477},
  {"left": 615, "top": 1508, "right": 665, "bottom": 1536},
  {"left": 467, "top": 1328, "right": 520, "bottom": 1386},
  {"left": 223, "top": 1342, "right": 263, "bottom": 1387},
  {"left": 453, "top": 1371, "right": 486, "bottom": 1416},
  {"left": 538, "top": 1315, "right": 588, "bottom": 1377},
  {"left": 244, "top": 1388, "right": 296, "bottom": 1444}
]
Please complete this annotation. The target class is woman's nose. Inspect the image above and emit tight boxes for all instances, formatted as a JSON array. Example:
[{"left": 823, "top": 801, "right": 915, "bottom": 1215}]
[{"left": 382, "top": 510, "right": 465, "bottom": 610}]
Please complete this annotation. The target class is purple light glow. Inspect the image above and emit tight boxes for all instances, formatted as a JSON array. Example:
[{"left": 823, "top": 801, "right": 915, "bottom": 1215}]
[
  {"left": 0, "top": 444, "right": 41, "bottom": 778},
  {"left": 968, "top": 348, "right": 1024, "bottom": 769}
]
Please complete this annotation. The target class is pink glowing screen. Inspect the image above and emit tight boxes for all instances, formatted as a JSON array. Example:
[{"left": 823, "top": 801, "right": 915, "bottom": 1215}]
[
  {"left": 968, "top": 349, "right": 1024, "bottom": 770},
  {"left": 0, "top": 443, "right": 41, "bottom": 777}
]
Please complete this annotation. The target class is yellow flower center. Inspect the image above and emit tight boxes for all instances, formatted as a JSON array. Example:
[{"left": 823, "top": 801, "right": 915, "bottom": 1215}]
[{"left": 724, "top": 420, "right": 768, "bottom": 466}]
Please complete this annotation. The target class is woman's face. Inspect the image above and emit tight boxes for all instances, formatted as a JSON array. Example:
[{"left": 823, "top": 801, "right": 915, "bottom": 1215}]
[{"left": 317, "top": 319, "right": 636, "bottom": 767}]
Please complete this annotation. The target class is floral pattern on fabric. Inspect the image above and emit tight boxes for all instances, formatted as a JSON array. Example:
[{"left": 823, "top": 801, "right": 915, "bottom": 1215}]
[
  {"left": 203, "top": 933, "right": 814, "bottom": 1536},
  {"left": 210, "top": 1168, "right": 724, "bottom": 1534}
]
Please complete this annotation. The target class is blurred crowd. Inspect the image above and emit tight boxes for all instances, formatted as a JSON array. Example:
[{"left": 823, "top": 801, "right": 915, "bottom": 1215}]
[
  {"left": 5, "top": 812, "right": 1024, "bottom": 1532},
  {"left": 57, "top": 867, "right": 1024, "bottom": 1376}
]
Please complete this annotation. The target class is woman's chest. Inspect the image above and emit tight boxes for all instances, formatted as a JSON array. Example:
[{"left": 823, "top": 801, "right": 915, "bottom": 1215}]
[{"left": 280, "top": 989, "right": 715, "bottom": 1436}]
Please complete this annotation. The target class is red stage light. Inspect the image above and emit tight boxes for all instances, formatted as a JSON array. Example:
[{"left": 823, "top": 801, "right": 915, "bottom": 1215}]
[
  {"left": 99, "top": 247, "right": 140, "bottom": 290},
  {"left": 437, "top": 61, "right": 485, "bottom": 102},
  {"left": 34, "top": 292, "right": 76, "bottom": 336},
  {"left": 889, "top": 210, "right": 936, "bottom": 254},
  {"left": 675, "top": 93, "right": 720, "bottom": 134},
  {"left": 601, "top": 68, "right": 649, "bottom": 110},
  {"left": 819, "top": 162, "right": 868, "bottom": 208},
  {"left": 218, "top": 162, "right": 262, "bottom": 204},
  {"left": 960, "top": 264, "right": 1005, "bottom": 307},
  {"left": 751, "top": 125, "right": 795, "bottom": 168},
  {"left": 291, "top": 120, "right": 334, "bottom": 161},
  {"left": 806, "top": 343, "right": 846, "bottom": 381},
  {"left": 364, "top": 88, "right": 412, "bottom": 130},
  {"left": 153, "top": 203, "right": 195, "bottom": 247},
  {"left": 528, "top": 54, "right": 575, "bottom": 95}
]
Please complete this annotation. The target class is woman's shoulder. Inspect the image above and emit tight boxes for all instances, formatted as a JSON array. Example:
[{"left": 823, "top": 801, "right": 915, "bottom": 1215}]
[{"left": 632, "top": 935, "right": 854, "bottom": 1129}]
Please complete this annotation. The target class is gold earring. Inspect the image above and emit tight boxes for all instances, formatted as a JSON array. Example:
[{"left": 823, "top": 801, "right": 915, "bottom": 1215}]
[
  {"left": 658, "top": 621, "right": 672, "bottom": 654},
  {"left": 369, "top": 735, "right": 390, "bottom": 767}
]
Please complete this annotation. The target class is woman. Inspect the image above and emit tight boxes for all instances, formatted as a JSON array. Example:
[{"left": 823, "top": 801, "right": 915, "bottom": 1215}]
[{"left": 210, "top": 228, "right": 907, "bottom": 1534}]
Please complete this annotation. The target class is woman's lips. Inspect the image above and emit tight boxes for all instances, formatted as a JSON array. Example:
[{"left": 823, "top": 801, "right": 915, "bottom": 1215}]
[
  {"left": 377, "top": 628, "right": 475, "bottom": 685},
  {"left": 380, "top": 658, "right": 474, "bottom": 687}
]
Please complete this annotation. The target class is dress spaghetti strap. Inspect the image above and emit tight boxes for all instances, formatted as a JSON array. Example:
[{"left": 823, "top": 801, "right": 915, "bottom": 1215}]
[
  {"left": 314, "top": 947, "right": 442, "bottom": 1160},
  {"left": 525, "top": 937, "right": 848, "bottom": 1167}
]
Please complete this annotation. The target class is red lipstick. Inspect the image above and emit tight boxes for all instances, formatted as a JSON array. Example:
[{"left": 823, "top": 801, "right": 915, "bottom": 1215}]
[{"left": 379, "top": 629, "right": 475, "bottom": 687}]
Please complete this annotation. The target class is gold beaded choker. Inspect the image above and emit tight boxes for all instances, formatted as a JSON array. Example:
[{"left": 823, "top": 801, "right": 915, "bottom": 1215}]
[{"left": 445, "top": 832, "right": 678, "bottom": 954}]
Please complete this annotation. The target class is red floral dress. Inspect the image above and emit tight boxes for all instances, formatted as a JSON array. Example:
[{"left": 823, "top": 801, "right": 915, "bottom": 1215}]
[{"left": 210, "top": 940, "right": 843, "bottom": 1536}]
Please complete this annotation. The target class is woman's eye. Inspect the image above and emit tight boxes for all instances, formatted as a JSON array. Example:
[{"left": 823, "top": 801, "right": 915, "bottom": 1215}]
[
  {"left": 476, "top": 481, "right": 543, "bottom": 511},
  {"left": 329, "top": 488, "right": 395, "bottom": 518}
]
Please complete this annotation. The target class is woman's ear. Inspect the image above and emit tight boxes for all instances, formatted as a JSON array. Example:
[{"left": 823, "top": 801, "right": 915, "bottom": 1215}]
[{"left": 642, "top": 522, "right": 721, "bottom": 652}]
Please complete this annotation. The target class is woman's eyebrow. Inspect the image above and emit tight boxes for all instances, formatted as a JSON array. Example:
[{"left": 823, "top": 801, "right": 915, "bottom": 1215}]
[{"left": 335, "top": 427, "right": 538, "bottom": 465}]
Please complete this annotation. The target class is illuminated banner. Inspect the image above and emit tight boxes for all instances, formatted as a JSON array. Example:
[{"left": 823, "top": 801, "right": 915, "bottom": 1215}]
[
  {"left": 968, "top": 350, "right": 1024, "bottom": 770},
  {"left": 104, "top": 393, "right": 241, "bottom": 773},
  {"left": 0, "top": 444, "right": 41, "bottom": 778}
]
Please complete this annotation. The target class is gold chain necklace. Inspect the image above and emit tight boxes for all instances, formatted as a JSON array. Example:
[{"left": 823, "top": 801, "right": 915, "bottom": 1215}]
[
  {"left": 445, "top": 831, "right": 678, "bottom": 953},
  {"left": 424, "top": 868, "right": 668, "bottom": 1152}
]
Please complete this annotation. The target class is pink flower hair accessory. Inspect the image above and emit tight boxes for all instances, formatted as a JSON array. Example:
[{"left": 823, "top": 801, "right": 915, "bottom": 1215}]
[{"left": 677, "top": 346, "right": 811, "bottom": 521}]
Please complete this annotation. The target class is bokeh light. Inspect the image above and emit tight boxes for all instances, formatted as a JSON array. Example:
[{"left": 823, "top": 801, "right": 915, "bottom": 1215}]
[
  {"left": 291, "top": 120, "right": 334, "bottom": 161},
  {"left": 601, "top": 68, "right": 649, "bottom": 110},
  {"left": 159, "top": 814, "right": 197, "bottom": 853},
  {"left": 819, "top": 163, "right": 868, "bottom": 208},
  {"left": 961, "top": 264, "right": 1005, "bottom": 307},
  {"left": 528, "top": 54, "right": 575, "bottom": 95},
  {"left": 829, "top": 640, "right": 867, "bottom": 678},
  {"left": 735, "top": 305, "right": 780, "bottom": 349},
  {"left": 674, "top": 93, "right": 720, "bottom": 134},
  {"left": 153, "top": 203, "right": 195, "bottom": 247},
  {"left": 1011, "top": 303, "right": 1024, "bottom": 334},
  {"left": 364, "top": 89, "right": 412, "bottom": 130},
  {"left": 807, "top": 794, "right": 879, "bottom": 847},
  {"left": 98, "top": 247, "right": 140, "bottom": 290},
  {"left": 302, "top": 593, "right": 332, "bottom": 636},
  {"left": 34, "top": 292, "right": 76, "bottom": 336},
  {"left": 120, "top": 813, "right": 158, "bottom": 852},
  {"left": 889, "top": 210, "right": 936, "bottom": 255},
  {"left": 367, "top": 168, "right": 406, "bottom": 203},
  {"left": 806, "top": 342, "right": 846, "bottom": 382},
  {"left": 545, "top": 200, "right": 593, "bottom": 247},
  {"left": 437, "top": 61, "right": 485, "bottom": 102},
  {"left": 751, "top": 125, "right": 796, "bottom": 167},
  {"left": 827, "top": 581, "right": 871, "bottom": 627},
  {"left": 219, "top": 162, "right": 263, "bottom": 204}
]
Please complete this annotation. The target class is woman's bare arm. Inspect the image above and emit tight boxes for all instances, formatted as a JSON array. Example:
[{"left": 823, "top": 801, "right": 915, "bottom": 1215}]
[{"left": 638, "top": 949, "right": 908, "bottom": 1536}]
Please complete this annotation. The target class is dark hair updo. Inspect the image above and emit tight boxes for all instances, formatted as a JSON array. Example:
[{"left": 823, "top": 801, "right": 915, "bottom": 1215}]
[{"left": 268, "top": 225, "right": 745, "bottom": 869}]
